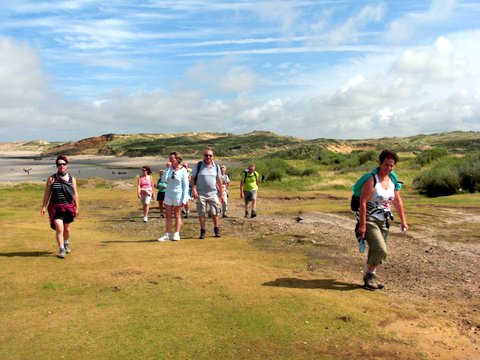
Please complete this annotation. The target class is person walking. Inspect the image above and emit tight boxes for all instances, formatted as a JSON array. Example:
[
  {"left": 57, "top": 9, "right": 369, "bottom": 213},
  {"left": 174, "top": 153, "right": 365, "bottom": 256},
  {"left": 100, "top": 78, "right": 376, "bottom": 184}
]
[
  {"left": 40, "top": 155, "right": 79, "bottom": 259},
  {"left": 220, "top": 165, "right": 230, "bottom": 217},
  {"left": 240, "top": 163, "right": 260, "bottom": 218},
  {"left": 158, "top": 152, "right": 189, "bottom": 241},
  {"left": 190, "top": 149, "right": 224, "bottom": 239},
  {"left": 137, "top": 165, "right": 154, "bottom": 222},
  {"left": 155, "top": 168, "right": 167, "bottom": 218},
  {"left": 356, "top": 149, "right": 408, "bottom": 290}
]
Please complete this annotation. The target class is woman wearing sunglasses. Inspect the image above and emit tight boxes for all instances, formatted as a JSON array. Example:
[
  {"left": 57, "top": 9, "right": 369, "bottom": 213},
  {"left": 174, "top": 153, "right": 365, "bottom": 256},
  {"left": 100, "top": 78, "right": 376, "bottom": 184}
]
[
  {"left": 158, "top": 152, "right": 189, "bottom": 241},
  {"left": 137, "top": 165, "right": 154, "bottom": 223},
  {"left": 41, "top": 155, "right": 79, "bottom": 259}
]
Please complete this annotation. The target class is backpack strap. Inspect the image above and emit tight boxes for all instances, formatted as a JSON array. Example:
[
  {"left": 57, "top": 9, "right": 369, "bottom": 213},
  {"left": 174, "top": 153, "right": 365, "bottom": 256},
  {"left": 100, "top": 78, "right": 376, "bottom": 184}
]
[
  {"left": 193, "top": 161, "right": 220, "bottom": 184},
  {"left": 193, "top": 161, "right": 203, "bottom": 185},
  {"left": 243, "top": 170, "right": 258, "bottom": 183}
]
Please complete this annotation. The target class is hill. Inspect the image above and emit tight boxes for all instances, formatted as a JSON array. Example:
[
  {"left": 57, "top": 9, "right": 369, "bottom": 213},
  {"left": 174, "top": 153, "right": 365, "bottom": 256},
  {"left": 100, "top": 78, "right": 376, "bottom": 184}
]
[{"left": 3, "top": 130, "right": 480, "bottom": 158}]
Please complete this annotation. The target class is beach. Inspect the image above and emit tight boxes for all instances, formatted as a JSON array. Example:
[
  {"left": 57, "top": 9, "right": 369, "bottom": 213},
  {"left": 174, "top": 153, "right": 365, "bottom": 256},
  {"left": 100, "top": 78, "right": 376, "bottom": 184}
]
[{"left": 0, "top": 153, "right": 165, "bottom": 183}]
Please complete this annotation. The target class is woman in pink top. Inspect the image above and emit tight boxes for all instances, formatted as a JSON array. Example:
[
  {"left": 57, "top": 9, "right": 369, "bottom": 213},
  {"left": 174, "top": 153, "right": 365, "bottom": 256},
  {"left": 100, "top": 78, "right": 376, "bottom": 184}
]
[{"left": 137, "top": 165, "right": 154, "bottom": 222}]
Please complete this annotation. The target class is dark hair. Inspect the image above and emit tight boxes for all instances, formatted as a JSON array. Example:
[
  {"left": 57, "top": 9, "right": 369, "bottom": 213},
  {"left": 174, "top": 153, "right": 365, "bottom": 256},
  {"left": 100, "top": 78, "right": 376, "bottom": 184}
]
[
  {"left": 169, "top": 151, "right": 183, "bottom": 163},
  {"left": 142, "top": 166, "right": 152, "bottom": 175},
  {"left": 379, "top": 149, "right": 399, "bottom": 164},
  {"left": 56, "top": 155, "right": 69, "bottom": 165}
]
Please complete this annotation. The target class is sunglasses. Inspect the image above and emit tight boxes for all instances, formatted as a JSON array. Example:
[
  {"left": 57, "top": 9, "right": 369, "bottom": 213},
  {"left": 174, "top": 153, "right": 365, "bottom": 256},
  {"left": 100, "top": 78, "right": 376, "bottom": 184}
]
[
  {"left": 142, "top": 169, "right": 147, "bottom": 171},
  {"left": 56, "top": 163, "right": 67, "bottom": 166},
  {"left": 204, "top": 154, "right": 213, "bottom": 157}
]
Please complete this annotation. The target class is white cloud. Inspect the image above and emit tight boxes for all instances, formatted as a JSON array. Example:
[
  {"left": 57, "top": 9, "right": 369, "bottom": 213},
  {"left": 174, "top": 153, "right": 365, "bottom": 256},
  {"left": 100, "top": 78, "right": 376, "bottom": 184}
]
[
  {"left": 187, "top": 59, "right": 259, "bottom": 93},
  {"left": 328, "top": 3, "right": 386, "bottom": 44},
  {"left": 385, "top": 0, "right": 458, "bottom": 43},
  {"left": 0, "top": 36, "right": 51, "bottom": 107}
]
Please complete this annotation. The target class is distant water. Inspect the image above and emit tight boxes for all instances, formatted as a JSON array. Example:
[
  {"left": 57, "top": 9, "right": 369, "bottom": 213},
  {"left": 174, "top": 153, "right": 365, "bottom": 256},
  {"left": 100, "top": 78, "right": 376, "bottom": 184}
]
[
  {"left": 0, "top": 154, "right": 242, "bottom": 183},
  {"left": 0, "top": 155, "right": 163, "bottom": 183}
]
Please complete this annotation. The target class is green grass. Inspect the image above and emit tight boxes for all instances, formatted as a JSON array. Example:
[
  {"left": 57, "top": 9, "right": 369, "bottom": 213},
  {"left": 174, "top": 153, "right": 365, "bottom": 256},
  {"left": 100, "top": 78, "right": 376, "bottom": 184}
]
[{"left": 1, "top": 177, "right": 479, "bottom": 359}]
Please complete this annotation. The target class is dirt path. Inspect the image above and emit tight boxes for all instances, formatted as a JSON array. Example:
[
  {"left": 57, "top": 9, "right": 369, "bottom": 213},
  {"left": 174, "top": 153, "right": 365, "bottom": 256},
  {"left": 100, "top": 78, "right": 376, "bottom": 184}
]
[{"left": 222, "top": 197, "right": 480, "bottom": 357}]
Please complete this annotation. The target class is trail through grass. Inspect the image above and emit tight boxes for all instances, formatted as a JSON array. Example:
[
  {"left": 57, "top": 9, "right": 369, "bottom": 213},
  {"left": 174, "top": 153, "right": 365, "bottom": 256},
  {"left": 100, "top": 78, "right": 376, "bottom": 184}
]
[{"left": 0, "top": 182, "right": 478, "bottom": 359}]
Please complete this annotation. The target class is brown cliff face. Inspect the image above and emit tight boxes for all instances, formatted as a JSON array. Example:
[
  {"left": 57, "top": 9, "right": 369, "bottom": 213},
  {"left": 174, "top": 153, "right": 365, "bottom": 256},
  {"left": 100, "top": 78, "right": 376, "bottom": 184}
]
[{"left": 41, "top": 134, "right": 118, "bottom": 156}]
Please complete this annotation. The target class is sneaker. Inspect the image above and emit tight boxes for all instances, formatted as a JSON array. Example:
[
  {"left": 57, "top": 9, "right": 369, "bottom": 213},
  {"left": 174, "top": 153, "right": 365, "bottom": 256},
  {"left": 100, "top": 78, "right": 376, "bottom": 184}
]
[
  {"left": 143, "top": 216, "right": 148, "bottom": 223},
  {"left": 64, "top": 242, "right": 71, "bottom": 254},
  {"left": 172, "top": 232, "right": 181, "bottom": 241},
  {"left": 222, "top": 213, "right": 228, "bottom": 218},
  {"left": 363, "top": 273, "right": 378, "bottom": 290},
  {"left": 158, "top": 233, "right": 170, "bottom": 242},
  {"left": 373, "top": 274, "right": 384, "bottom": 289},
  {"left": 199, "top": 228, "right": 206, "bottom": 239},
  {"left": 244, "top": 211, "right": 249, "bottom": 218},
  {"left": 57, "top": 248, "right": 66, "bottom": 259},
  {"left": 214, "top": 227, "right": 221, "bottom": 238},
  {"left": 251, "top": 210, "right": 257, "bottom": 218},
  {"left": 183, "top": 213, "right": 188, "bottom": 219}
]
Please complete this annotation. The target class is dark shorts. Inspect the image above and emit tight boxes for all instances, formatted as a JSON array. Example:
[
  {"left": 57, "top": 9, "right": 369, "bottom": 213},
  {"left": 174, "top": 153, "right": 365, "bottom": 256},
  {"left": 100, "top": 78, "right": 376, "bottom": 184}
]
[
  {"left": 157, "top": 192, "right": 166, "bottom": 201},
  {"left": 53, "top": 208, "right": 75, "bottom": 224}
]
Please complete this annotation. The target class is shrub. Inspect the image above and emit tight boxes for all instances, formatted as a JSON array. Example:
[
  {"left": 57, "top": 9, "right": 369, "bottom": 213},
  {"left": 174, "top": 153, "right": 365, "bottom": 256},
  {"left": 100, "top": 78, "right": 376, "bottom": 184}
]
[
  {"left": 413, "top": 154, "right": 480, "bottom": 196},
  {"left": 267, "top": 170, "right": 283, "bottom": 182},
  {"left": 416, "top": 147, "right": 448, "bottom": 166},
  {"left": 301, "top": 168, "right": 317, "bottom": 177}
]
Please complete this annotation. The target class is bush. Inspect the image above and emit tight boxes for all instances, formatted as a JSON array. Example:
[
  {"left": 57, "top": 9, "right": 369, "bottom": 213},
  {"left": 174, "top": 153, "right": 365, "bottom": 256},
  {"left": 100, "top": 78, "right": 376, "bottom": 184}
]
[
  {"left": 267, "top": 170, "right": 283, "bottom": 182},
  {"left": 301, "top": 168, "right": 317, "bottom": 177},
  {"left": 416, "top": 147, "right": 448, "bottom": 166},
  {"left": 413, "top": 154, "right": 480, "bottom": 196}
]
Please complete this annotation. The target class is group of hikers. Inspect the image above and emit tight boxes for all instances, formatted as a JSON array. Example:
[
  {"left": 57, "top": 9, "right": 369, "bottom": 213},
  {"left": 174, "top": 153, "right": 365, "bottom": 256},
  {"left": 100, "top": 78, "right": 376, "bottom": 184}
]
[{"left": 40, "top": 148, "right": 408, "bottom": 290}]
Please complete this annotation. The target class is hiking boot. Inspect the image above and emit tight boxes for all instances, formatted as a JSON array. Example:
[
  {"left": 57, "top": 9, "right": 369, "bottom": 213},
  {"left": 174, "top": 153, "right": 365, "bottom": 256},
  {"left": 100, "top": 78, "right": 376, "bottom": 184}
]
[
  {"left": 373, "top": 274, "right": 384, "bottom": 289},
  {"left": 158, "top": 233, "right": 170, "bottom": 242},
  {"left": 57, "top": 248, "right": 66, "bottom": 259},
  {"left": 214, "top": 227, "right": 221, "bottom": 238},
  {"left": 172, "top": 232, "right": 181, "bottom": 241},
  {"left": 64, "top": 242, "right": 71, "bottom": 254},
  {"left": 244, "top": 211, "right": 249, "bottom": 218},
  {"left": 251, "top": 210, "right": 257, "bottom": 218},
  {"left": 199, "top": 228, "right": 206, "bottom": 239},
  {"left": 363, "top": 273, "right": 378, "bottom": 290},
  {"left": 222, "top": 213, "right": 228, "bottom": 218}
]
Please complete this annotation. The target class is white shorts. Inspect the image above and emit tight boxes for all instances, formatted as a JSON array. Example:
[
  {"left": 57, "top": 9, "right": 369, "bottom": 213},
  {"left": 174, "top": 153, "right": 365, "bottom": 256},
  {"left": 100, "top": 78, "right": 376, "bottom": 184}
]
[
  {"left": 164, "top": 195, "right": 183, "bottom": 207},
  {"left": 140, "top": 195, "right": 152, "bottom": 205}
]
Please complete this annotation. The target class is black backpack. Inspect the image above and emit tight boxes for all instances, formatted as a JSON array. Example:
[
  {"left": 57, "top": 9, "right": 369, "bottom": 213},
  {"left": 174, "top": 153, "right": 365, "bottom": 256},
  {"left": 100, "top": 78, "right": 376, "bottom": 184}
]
[{"left": 350, "top": 173, "right": 376, "bottom": 211}]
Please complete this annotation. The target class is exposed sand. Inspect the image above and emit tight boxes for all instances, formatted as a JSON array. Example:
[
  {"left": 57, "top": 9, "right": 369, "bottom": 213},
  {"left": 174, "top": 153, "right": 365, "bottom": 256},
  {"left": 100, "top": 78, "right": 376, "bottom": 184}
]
[
  {"left": 0, "top": 153, "right": 238, "bottom": 183},
  {"left": 0, "top": 154, "right": 166, "bottom": 183}
]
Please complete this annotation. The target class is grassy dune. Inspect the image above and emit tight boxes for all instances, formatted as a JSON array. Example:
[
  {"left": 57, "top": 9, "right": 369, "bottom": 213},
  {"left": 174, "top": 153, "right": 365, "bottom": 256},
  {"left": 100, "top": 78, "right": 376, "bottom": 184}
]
[{"left": 1, "top": 179, "right": 478, "bottom": 359}]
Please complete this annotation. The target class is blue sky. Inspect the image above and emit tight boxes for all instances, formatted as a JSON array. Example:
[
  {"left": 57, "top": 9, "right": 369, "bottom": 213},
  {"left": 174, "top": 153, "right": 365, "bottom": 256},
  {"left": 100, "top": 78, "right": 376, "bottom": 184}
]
[{"left": 1, "top": 0, "right": 479, "bottom": 142}]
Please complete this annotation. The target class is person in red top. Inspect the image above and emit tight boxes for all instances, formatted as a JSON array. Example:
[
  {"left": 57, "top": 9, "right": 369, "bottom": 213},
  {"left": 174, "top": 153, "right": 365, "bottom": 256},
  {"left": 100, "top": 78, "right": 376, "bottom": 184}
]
[{"left": 41, "top": 155, "right": 79, "bottom": 259}]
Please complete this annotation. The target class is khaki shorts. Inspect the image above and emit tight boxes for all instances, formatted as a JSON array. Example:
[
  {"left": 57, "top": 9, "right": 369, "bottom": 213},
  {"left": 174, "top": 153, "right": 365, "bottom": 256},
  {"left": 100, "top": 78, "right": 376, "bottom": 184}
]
[{"left": 196, "top": 194, "right": 220, "bottom": 217}]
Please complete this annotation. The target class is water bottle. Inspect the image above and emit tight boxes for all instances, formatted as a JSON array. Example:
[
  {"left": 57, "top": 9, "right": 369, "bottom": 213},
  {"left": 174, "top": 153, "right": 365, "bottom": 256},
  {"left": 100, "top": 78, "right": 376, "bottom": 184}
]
[{"left": 357, "top": 235, "right": 366, "bottom": 253}]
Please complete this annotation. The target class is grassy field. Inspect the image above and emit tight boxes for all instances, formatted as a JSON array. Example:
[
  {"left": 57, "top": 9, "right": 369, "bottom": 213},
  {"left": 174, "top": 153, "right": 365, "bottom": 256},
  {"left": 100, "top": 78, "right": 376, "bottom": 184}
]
[{"left": 1, "top": 176, "right": 479, "bottom": 359}]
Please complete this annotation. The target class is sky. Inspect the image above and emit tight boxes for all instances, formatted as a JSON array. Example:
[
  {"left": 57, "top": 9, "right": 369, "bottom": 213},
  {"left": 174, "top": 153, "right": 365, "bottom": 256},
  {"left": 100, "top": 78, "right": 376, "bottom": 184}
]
[{"left": 0, "top": 0, "right": 479, "bottom": 142}]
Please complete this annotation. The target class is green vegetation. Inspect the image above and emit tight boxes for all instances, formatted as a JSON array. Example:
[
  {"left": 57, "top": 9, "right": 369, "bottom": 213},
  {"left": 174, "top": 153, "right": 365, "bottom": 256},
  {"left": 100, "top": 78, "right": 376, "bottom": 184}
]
[
  {"left": 0, "top": 183, "right": 428, "bottom": 359},
  {"left": 416, "top": 147, "right": 448, "bottom": 166},
  {"left": 2, "top": 129, "right": 480, "bottom": 358},
  {"left": 413, "top": 154, "right": 480, "bottom": 197}
]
